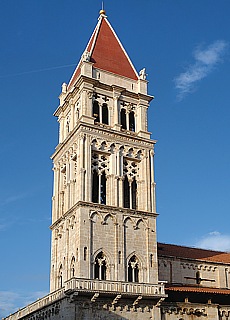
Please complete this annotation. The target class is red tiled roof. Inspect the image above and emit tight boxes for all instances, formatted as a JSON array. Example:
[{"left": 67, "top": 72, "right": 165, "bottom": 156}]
[
  {"left": 68, "top": 15, "right": 138, "bottom": 89},
  {"left": 90, "top": 18, "right": 138, "bottom": 80},
  {"left": 158, "top": 242, "right": 230, "bottom": 264},
  {"left": 166, "top": 285, "right": 230, "bottom": 295}
]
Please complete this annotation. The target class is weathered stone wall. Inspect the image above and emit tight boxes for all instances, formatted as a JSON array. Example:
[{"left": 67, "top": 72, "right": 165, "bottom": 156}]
[{"left": 158, "top": 256, "right": 230, "bottom": 289}]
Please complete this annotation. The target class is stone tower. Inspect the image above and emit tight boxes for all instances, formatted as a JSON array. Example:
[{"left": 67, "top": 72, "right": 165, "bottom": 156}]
[{"left": 50, "top": 9, "right": 164, "bottom": 306}]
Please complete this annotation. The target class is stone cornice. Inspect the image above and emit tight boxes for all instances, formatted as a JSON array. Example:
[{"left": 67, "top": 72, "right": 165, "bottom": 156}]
[
  {"left": 51, "top": 122, "right": 156, "bottom": 160},
  {"left": 50, "top": 200, "right": 158, "bottom": 230}
]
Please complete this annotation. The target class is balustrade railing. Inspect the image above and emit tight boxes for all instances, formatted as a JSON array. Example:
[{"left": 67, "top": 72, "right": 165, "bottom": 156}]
[
  {"left": 64, "top": 277, "right": 165, "bottom": 295},
  {"left": 4, "top": 279, "right": 165, "bottom": 320}
]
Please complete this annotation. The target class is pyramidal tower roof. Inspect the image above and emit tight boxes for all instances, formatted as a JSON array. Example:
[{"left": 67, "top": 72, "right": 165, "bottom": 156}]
[{"left": 68, "top": 11, "right": 139, "bottom": 89}]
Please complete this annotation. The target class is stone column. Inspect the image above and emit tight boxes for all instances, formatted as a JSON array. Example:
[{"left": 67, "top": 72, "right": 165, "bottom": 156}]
[
  {"left": 69, "top": 157, "right": 74, "bottom": 208},
  {"left": 59, "top": 115, "right": 64, "bottom": 143},
  {"left": 70, "top": 99, "right": 75, "bottom": 131},
  {"left": 79, "top": 135, "right": 86, "bottom": 201},
  {"left": 118, "top": 177, "right": 124, "bottom": 208},
  {"left": 150, "top": 149, "right": 156, "bottom": 212},
  {"left": 85, "top": 135, "right": 92, "bottom": 202}
]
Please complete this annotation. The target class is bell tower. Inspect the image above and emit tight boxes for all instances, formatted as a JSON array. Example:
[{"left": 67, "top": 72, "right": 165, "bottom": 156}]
[{"left": 50, "top": 10, "right": 163, "bottom": 304}]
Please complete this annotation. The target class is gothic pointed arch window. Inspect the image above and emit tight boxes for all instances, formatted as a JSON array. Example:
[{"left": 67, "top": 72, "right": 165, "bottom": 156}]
[
  {"left": 131, "top": 178, "right": 137, "bottom": 209},
  {"left": 91, "top": 152, "right": 108, "bottom": 205},
  {"left": 123, "top": 175, "right": 130, "bottom": 208},
  {"left": 92, "top": 170, "right": 99, "bottom": 203},
  {"left": 123, "top": 161, "right": 137, "bottom": 209},
  {"left": 121, "top": 108, "right": 127, "bottom": 129},
  {"left": 70, "top": 257, "right": 75, "bottom": 277},
  {"left": 58, "top": 265, "right": 63, "bottom": 288},
  {"left": 128, "top": 255, "right": 139, "bottom": 282},
  {"left": 94, "top": 251, "right": 107, "bottom": 280},
  {"left": 93, "top": 100, "right": 100, "bottom": 122},
  {"left": 102, "top": 103, "right": 108, "bottom": 125},
  {"left": 129, "top": 111, "right": 135, "bottom": 131}
]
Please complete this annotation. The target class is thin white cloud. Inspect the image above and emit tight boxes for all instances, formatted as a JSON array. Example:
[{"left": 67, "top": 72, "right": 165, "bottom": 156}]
[
  {"left": 3, "top": 193, "right": 28, "bottom": 205},
  {"left": 0, "top": 291, "right": 48, "bottom": 318},
  {"left": 195, "top": 231, "right": 230, "bottom": 252},
  {"left": 174, "top": 40, "right": 228, "bottom": 100}
]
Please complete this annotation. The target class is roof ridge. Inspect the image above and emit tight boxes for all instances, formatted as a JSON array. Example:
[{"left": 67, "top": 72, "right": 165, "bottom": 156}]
[
  {"left": 158, "top": 242, "right": 228, "bottom": 254},
  {"left": 103, "top": 17, "right": 139, "bottom": 79}
]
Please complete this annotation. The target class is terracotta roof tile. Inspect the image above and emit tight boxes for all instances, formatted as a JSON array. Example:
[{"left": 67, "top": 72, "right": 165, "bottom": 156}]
[
  {"left": 166, "top": 285, "right": 230, "bottom": 295},
  {"left": 158, "top": 242, "right": 230, "bottom": 264},
  {"left": 90, "top": 18, "right": 138, "bottom": 80},
  {"left": 68, "top": 16, "right": 138, "bottom": 89}
]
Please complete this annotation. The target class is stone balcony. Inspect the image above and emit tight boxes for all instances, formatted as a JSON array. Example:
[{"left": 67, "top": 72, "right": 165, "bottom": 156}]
[
  {"left": 4, "top": 278, "right": 166, "bottom": 320},
  {"left": 65, "top": 278, "right": 165, "bottom": 296}
]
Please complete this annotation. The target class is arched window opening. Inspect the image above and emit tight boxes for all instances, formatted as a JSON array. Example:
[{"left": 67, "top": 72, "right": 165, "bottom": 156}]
[
  {"left": 102, "top": 103, "right": 108, "bottom": 125},
  {"left": 118, "top": 251, "right": 121, "bottom": 264},
  {"left": 70, "top": 257, "right": 75, "bottom": 277},
  {"left": 91, "top": 153, "right": 107, "bottom": 205},
  {"left": 121, "top": 109, "right": 127, "bottom": 129},
  {"left": 92, "top": 170, "right": 99, "bottom": 203},
  {"left": 196, "top": 271, "right": 201, "bottom": 284},
  {"left": 129, "top": 111, "right": 135, "bottom": 132},
  {"left": 93, "top": 100, "right": 100, "bottom": 122},
  {"left": 128, "top": 256, "right": 139, "bottom": 282},
  {"left": 150, "top": 254, "right": 153, "bottom": 268},
  {"left": 84, "top": 247, "right": 87, "bottom": 261},
  {"left": 58, "top": 265, "right": 63, "bottom": 288},
  {"left": 94, "top": 252, "right": 107, "bottom": 280},
  {"left": 123, "top": 176, "right": 130, "bottom": 208},
  {"left": 100, "top": 171, "right": 106, "bottom": 204},
  {"left": 131, "top": 178, "right": 137, "bottom": 209}
]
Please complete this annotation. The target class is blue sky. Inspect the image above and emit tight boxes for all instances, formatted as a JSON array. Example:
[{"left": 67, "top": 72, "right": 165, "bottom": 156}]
[{"left": 1, "top": 0, "right": 230, "bottom": 317}]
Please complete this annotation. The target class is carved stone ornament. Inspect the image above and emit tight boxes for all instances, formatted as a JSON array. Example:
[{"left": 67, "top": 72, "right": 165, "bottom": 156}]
[
  {"left": 82, "top": 50, "right": 91, "bottom": 62},
  {"left": 139, "top": 68, "right": 147, "bottom": 80}
]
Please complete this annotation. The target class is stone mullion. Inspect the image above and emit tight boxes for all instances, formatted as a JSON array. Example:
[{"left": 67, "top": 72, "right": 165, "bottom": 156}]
[
  {"left": 66, "top": 159, "right": 70, "bottom": 210},
  {"left": 142, "top": 106, "right": 147, "bottom": 132},
  {"left": 75, "top": 139, "right": 81, "bottom": 203},
  {"left": 52, "top": 166, "right": 58, "bottom": 222},
  {"left": 147, "top": 151, "right": 152, "bottom": 212},
  {"left": 53, "top": 234, "right": 58, "bottom": 291},
  {"left": 126, "top": 111, "right": 129, "bottom": 131},
  {"left": 105, "top": 174, "right": 111, "bottom": 206},
  {"left": 110, "top": 151, "right": 116, "bottom": 206},
  {"left": 150, "top": 150, "right": 156, "bottom": 212},
  {"left": 69, "top": 159, "right": 74, "bottom": 208},
  {"left": 146, "top": 226, "right": 150, "bottom": 283},
  {"left": 59, "top": 169, "right": 64, "bottom": 216},
  {"left": 118, "top": 150, "right": 124, "bottom": 207},
  {"left": 145, "top": 151, "right": 151, "bottom": 211},
  {"left": 112, "top": 176, "right": 118, "bottom": 207},
  {"left": 129, "top": 180, "right": 132, "bottom": 209},
  {"left": 84, "top": 135, "right": 91, "bottom": 202},
  {"left": 113, "top": 92, "right": 121, "bottom": 129},
  {"left": 70, "top": 100, "right": 75, "bottom": 131},
  {"left": 118, "top": 177, "right": 123, "bottom": 208},
  {"left": 79, "top": 135, "right": 85, "bottom": 201},
  {"left": 98, "top": 173, "right": 102, "bottom": 204},
  {"left": 59, "top": 114, "right": 64, "bottom": 143},
  {"left": 99, "top": 102, "right": 102, "bottom": 123},
  {"left": 65, "top": 226, "right": 70, "bottom": 281},
  {"left": 114, "top": 222, "right": 118, "bottom": 281},
  {"left": 135, "top": 179, "right": 140, "bottom": 210},
  {"left": 113, "top": 97, "right": 119, "bottom": 126},
  {"left": 81, "top": 90, "right": 87, "bottom": 116},
  {"left": 108, "top": 106, "right": 112, "bottom": 126}
]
